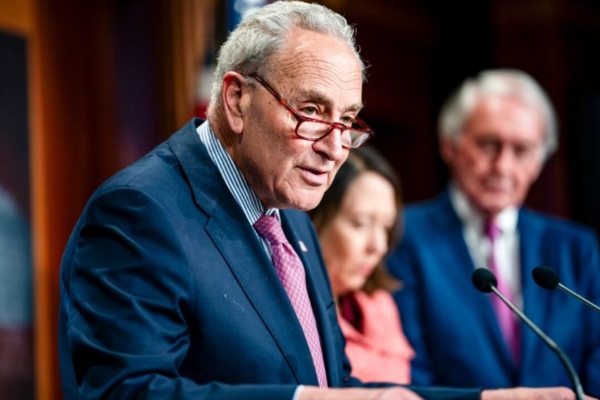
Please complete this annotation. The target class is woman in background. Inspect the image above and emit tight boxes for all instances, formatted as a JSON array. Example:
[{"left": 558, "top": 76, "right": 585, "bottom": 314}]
[{"left": 309, "top": 145, "right": 414, "bottom": 384}]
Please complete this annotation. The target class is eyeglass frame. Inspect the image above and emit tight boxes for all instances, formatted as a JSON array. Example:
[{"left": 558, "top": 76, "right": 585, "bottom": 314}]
[{"left": 248, "top": 74, "right": 374, "bottom": 149}]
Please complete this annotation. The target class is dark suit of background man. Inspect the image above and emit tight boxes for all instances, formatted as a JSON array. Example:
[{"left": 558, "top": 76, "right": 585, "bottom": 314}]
[
  {"left": 388, "top": 69, "right": 600, "bottom": 397},
  {"left": 57, "top": 1, "right": 591, "bottom": 398}
]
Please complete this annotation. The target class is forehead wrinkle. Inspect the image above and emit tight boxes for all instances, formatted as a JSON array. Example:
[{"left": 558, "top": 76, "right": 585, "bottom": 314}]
[
  {"left": 276, "top": 58, "right": 361, "bottom": 85},
  {"left": 269, "top": 32, "right": 363, "bottom": 113}
]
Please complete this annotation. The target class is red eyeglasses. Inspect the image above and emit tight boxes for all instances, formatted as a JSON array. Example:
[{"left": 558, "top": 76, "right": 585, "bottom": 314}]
[{"left": 250, "top": 74, "right": 374, "bottom": 149}]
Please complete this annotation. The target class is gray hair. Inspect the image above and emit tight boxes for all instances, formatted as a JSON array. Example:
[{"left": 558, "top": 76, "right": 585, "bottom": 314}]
[
  {"left": 207, "top": 0, "right": 365, "bottom": 117},
  {"left": 438, "top": 69, "right": 558, "bottom": 161}
]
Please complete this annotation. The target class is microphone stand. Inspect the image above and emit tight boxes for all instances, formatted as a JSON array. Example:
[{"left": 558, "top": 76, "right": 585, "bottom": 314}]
[
  {"left": 557, "top": 283, "right": 600, "bottom": 313},
  {"left": 490, "top": 286, "right": 585, "bottom": 400}
]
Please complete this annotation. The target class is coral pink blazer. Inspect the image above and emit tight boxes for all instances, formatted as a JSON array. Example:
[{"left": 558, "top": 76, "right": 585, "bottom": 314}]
[{"left": 338, "top": 289, "right": 415, "bottom": 384}]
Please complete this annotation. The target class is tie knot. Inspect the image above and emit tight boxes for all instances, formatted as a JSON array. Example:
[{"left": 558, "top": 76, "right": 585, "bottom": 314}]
[
  {"left": 254, "top": 215, "right": 288, "bottom": 245},
  {"left": 484, "top": 220, "right": 502, "bottom": 241}
]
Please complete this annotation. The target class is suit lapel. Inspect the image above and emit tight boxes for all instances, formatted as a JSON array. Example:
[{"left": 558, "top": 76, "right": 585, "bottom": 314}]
[
  {"left": 518, "top": 210, "right": 553, "bottom": 377},
  {"left": 437, "top": 192, "right": 515, "bottom": 369},
  {"left": 168, "top": 120, "right": 320, "bottom": 385}
]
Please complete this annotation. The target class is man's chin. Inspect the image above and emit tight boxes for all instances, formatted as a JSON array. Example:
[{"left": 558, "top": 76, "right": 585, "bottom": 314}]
[
  {"left": 278, "top": 191, "right": 325, "bottom": 211},
  {"left": 294, "top": 198, "right": 323, "bottom": 211},
  {"left": 479, "top": 199, "right": 513, "bottom": 218}
]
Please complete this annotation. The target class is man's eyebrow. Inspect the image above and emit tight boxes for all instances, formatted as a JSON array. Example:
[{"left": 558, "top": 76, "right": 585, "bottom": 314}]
[
  {"left": 347, "top": 102, "right": 365, "bottom": 113},
  {"left": 301, "top": 89, "right": 364, "bottom": 113}
]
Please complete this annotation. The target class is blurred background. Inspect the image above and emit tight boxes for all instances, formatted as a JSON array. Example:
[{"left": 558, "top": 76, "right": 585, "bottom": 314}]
[{"left": 1, "top": 0, "right": 599, "bottom": 398}]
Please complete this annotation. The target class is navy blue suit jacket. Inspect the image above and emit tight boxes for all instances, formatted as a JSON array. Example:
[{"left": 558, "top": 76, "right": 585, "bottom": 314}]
[
  {"left": 388, "top": 190, "right": 600, "bottom": 397},
  {"left": 59, "top": 120, "right": 481, "bottom": 399}
]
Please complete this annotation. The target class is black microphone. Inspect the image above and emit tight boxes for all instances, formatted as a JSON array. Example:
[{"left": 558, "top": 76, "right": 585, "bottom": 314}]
[
  {"left": 532, "top": 266, "right": 600, "bottom": 313},
  {"left": 471, "top": 268, "right": 585, "bottom": 400}
]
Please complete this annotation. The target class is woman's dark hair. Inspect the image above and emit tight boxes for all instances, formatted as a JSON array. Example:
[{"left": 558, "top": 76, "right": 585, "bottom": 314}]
[{"left": 309, "top": 145, "right": 402, "bottom": 295}]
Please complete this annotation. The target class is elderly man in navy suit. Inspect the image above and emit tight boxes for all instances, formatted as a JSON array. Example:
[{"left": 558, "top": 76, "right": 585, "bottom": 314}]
[
  {"left": 58, "top": 2, "right": 593, "bottom": 399},
  {"left": 388, "top": 69, "right": 600, "bottom": 397}
]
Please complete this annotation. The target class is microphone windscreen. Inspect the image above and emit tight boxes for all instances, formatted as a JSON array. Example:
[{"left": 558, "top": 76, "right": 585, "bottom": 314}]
[
  {"left": 532, "top": 266, "right": 560, "bottom": 290},
  {"left": 471, "top": 268, "right": 497, "bottom": 293}
]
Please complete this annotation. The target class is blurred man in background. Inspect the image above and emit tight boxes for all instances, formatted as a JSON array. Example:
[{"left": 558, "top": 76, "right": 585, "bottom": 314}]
[{"left": 388, "top": 69, "right": 600, "bottom": 397}]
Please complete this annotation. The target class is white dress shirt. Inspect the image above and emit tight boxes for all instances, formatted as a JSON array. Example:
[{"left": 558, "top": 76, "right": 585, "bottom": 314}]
[{"left": 449, "top": 184, "right": 523, "bottom": 308}]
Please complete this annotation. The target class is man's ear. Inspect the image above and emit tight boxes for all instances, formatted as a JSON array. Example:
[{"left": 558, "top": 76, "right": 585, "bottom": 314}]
[
  {"left": 528, "top": 150, "right": 546, "bottom": 184},
  {"left": 439, "top": 137, "right": 456, "bottom": 166},
  {"left": 221, "top": 72, "right": 247, "bottom": 135}
]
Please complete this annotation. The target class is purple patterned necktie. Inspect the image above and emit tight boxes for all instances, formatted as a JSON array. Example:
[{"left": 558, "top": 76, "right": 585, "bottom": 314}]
[
  {"left": 253, "top": 215, "right": 328, "bottom": 387},
  {"left": 485, "top": 220, "right": 520, "bottom": 365}
]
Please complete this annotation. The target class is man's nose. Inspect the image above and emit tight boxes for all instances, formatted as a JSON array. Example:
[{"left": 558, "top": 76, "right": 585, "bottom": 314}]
[
  {"left": 313, "top": 125, "right": 346, "bottom": 161},
  {"left": 493, "top": 147, "right": 516, "bottom": 173}
]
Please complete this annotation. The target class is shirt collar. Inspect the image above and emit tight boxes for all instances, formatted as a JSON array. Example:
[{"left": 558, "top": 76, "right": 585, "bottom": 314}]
[
  {"left": 196, "top": 121, "right": 280, "bottom": 224},
  {"left": 449, "top": 183, "right": 518, "bottom": 235}
]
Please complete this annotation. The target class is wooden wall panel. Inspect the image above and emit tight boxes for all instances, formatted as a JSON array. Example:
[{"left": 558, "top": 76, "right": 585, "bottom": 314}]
[
  {"left": 0, "top": 0, "right": 32, "bottom": 35},
  {"left": 29, "top": 1, "right": 119, "bottom": 399},
  {"left": 159, "top": 0, "right": 217, "bottom": 137}
]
